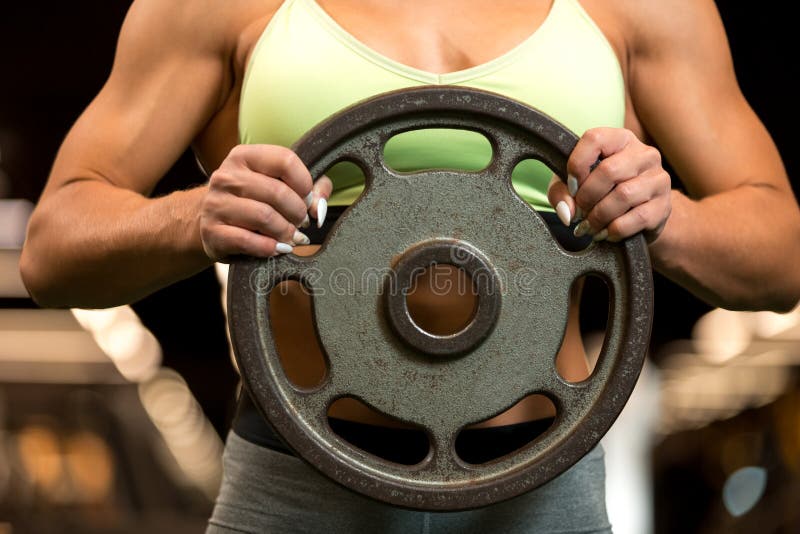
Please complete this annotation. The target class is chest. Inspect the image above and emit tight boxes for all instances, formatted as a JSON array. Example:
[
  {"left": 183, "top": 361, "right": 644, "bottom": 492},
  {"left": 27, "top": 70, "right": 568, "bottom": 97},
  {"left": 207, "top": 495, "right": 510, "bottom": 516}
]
[
  {"left": 195, "top": 0, "right": 636, "bottom": 170},
  {"left": 310, "top": 0, "right": 557, "bottom": 74}
]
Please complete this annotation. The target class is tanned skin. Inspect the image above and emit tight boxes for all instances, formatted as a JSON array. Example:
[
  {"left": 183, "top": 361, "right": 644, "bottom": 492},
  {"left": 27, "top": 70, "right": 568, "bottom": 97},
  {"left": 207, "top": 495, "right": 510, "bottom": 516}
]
[{"left": 20, "top": 0, "right": 800, "bottom": 424}]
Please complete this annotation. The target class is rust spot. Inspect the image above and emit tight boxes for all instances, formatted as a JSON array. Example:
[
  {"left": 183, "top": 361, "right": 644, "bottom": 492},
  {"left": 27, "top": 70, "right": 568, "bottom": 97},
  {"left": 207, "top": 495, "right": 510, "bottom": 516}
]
[{"left": 508, "top": 259, "right": 523, "bottom": 271}]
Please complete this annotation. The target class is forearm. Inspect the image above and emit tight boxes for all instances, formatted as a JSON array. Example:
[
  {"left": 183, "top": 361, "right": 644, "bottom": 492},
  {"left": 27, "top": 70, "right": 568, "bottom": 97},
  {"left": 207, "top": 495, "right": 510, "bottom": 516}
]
[
  {"left": 649, "top": 187, "right": 800, "bottom": 312},
  {"left": 20, "top": 180, "right": 212, "bottom": 308}
]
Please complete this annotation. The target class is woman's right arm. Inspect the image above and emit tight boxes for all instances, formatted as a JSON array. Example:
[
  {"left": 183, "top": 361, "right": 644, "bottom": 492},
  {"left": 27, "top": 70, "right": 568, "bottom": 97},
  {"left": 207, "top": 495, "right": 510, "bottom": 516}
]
[{"left": 20, "top": 0, "right": 315, "bottom": 309}]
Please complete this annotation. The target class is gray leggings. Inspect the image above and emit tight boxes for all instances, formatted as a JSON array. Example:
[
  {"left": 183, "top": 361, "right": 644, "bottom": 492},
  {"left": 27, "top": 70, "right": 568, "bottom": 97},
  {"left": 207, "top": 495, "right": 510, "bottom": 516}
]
[{"left": 206, "top": 431, "right": 612, "bottom": 533}]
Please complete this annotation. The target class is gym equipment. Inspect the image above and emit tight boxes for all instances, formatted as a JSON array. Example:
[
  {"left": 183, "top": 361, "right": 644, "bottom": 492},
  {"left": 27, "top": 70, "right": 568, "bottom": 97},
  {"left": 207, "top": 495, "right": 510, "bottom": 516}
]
[{"left": 227, "top": 86, "right": 653, "bottom": 511}]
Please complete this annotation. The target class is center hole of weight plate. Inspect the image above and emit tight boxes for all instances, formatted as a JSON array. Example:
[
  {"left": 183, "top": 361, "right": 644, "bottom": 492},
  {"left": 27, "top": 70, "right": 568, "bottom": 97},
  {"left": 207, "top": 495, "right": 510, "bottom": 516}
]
[
  {"left": 385, "top": 240, "right": 501, "bottom": 357},
  {"left": 405, "top": 264, "right": 478, "bottom": 336}
]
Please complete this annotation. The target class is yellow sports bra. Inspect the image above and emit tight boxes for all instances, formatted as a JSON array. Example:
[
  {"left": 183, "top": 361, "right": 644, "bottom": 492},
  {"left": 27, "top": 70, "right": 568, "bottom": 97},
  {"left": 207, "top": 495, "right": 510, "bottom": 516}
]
[{"left": 239, "top": 0, "right": 624, "bottom": 211}]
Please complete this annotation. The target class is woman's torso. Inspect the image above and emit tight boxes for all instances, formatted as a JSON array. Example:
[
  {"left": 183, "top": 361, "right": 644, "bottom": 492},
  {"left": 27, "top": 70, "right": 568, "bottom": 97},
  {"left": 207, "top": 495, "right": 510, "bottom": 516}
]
[
  {"left": 194, "top": 0, "right": 642, "bottom": 169},
  {"left": 194, "top": 0, "right": 632, "bottom": 426}
]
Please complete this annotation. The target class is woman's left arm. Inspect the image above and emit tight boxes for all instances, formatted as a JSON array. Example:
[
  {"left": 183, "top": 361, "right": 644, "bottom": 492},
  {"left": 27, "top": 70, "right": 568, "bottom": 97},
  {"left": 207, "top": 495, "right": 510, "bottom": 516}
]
[{"left": 550, "top": 0, "right": 800, "bottom": 312}]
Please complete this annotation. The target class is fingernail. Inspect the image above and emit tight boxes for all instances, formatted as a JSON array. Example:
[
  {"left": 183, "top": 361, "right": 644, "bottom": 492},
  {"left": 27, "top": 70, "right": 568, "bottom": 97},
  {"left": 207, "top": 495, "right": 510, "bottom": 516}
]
[
  {"left": 574, "top": 206, "right": 584, "bottom": 222},
  {"left": 300, "top": 214, "right": 310, "bottom": 229},
  {"left": 555, "top": 200, "right": 572, "bottom": 226},
  {"left": 317, "top": 198, "right": 328, "bottom": 228},
  {"left": 574, "top": 220, "right": 591, "bottom": 237},
  {"left": 292, "top": 230, "right": 310, "bottom": 246},
  {"left": 276, "top": 242, "right": 294, "bottom": 254},
  {"left": 567, "top": 175, "right": 579, "bottom": 197},
  {"left": 592, "top": 229, "right": 608, "bottom": 242},
  {"left": 304, "top": 192, "right": 314, "bottom": 208}
]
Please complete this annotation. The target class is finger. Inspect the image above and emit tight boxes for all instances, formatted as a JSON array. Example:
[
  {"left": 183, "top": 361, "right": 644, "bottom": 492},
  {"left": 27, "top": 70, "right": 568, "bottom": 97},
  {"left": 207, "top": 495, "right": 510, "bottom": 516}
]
[
  {"left": 547, "top": 174, "right": 576, "bottom": 226},
  {"left": 313, "top": 174, "right": 333, "bottom": 200},
  {"left": 307, "top": 174, "right": 334, "bottom": 227},
  {"left": 606, "top": 196, "right": 670, "bottom": 242},
  {"left": 221, "top": 170, "right": 308, "bottom": 227},
  {"left": 583, "top": 170, "right": 664, "bottom": 232},
  {"left": 214, "top": 194, "right": 307, "bottom": 245},
  {"left": 573, "top": 149, "right": 643, "bottom": 218},
  {"left": 229, "top": 144, "right": 313, "bottom": 199},
  {"left": 568, "top": 128, "right": 634, "bottom": 191},
  {"left": 202, "top": 223, "right": 293, "bottom": 262}
]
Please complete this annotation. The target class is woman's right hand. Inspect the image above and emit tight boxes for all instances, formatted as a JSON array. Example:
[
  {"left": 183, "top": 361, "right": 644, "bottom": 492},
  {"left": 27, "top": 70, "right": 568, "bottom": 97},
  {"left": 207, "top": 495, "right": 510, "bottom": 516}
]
[{"left": 200, "top": 144, "right": 333, "bottom": 261}]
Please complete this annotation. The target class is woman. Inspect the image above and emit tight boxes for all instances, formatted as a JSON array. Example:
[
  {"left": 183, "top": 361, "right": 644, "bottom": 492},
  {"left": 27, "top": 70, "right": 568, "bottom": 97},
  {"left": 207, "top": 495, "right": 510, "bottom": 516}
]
[{"left": 20, "top": 0, "right": 800, "bottom": 532}]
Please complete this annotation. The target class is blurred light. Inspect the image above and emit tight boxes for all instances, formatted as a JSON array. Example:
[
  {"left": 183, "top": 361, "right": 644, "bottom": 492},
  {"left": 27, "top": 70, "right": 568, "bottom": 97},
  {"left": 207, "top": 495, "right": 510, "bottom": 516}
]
[
  {"left": 138, "top": 368, "right": 223, "bottom": 499},
  {"left": 14, "top": 425, "right": 62, "bottom": 496},
  {"left": 0, "top": 249, "right": 29, "bottom": 298},
  {"left": 657, "top": 352, "right": 793, "bottom": 435},
  {"left": 692, "top": 308, "right": 752, "bottom": 363},
  {"left": 12, "top": 425, "right": 116, "bottom": 505},
  {"left": 214, "top": 262, "right": 238, "bottom": 372},
  {"left": 71, "top": 306, "right": 161, "bottom": 382},
  {"left": 71, "top": 307, "right": 123, "bottom": 333},
  {"left": 63, "top": 431, "right": 115, "bottom": 503},
  {"left": 602, "top": 356, "right": 660, "bottom": 534},
  {"left": 722, "top": 466, "right": 767, "bottom": 517},
  {"left": 655, "top": 304, "right": 800, "bottom": 434},
  {"left": 214, "top": 262, "right": 229, "bottom": 290},
  {"left": 0, "top": 199, "right": 33, "bottom": 248},
  {"left": 752, "top": 305, "right": 800, "bottom": 339}
]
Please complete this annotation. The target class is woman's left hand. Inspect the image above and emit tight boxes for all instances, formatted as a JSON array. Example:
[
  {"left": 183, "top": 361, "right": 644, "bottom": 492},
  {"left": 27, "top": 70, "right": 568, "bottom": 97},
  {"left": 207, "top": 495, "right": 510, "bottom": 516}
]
[{"left": 547, "top": 127, "right": 672, "bottom": 243}]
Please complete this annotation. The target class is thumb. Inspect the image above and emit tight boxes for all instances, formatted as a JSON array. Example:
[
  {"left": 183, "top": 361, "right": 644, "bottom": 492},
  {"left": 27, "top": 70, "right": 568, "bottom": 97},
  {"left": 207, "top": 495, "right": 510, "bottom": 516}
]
[{"left": 547, "top": 174, "right": 577, "bottom": 227}]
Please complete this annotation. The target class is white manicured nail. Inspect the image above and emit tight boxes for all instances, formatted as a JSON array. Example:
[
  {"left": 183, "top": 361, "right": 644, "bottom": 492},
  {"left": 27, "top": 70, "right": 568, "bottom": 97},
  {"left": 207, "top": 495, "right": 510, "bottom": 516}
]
[
  {"left": 300, "top": 214, "right": 310, "bottom": 229},
  {"left": 567, "top": 175, "right": 579, "bottom": 197},
  {"left": 574, "top": 220, "right": 590, "bottom": 237},
  {"left": 317, "top": 198, "right": 328, "bottom": 228},
  {"left": 555, "top": 200, "right": 572, "bottom": 226},
  {"left": 593, "top": 229, "right": 608, "bottom": 242},
  {"left": 304, "top": 192, "right": 314, "bottom": 208},
  {"left": 276, "top": 242, "right": 294, "bottom": 254},
  {"left": 293, "top": 230, "right": 310, "bottom": 246}
]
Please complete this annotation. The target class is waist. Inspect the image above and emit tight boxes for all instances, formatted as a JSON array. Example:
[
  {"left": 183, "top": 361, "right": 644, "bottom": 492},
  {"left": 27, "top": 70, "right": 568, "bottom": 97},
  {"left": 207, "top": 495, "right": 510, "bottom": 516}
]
[{"left": 233, "top": 391, "right": 557, "bottom": 464}]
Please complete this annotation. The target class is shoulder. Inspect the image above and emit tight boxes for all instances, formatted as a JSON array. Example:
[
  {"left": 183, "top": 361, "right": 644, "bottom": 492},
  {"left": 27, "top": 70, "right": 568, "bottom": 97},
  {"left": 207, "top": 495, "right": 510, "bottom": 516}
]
[
  {"left": 116, "top": 0, "right": 285, "bottom": 63},
  {"left": 108, "top": 0, "right": 286, "bottom": 109},
  {"left": 605, "top": 0, "right": 730, "bottom": 59}
]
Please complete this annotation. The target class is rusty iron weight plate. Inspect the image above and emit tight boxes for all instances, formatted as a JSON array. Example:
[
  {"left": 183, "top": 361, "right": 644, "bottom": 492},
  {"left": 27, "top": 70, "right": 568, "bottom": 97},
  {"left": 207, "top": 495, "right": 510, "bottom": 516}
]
[{"left": 227, "top": 86, "right": 653, "bottom": 511}]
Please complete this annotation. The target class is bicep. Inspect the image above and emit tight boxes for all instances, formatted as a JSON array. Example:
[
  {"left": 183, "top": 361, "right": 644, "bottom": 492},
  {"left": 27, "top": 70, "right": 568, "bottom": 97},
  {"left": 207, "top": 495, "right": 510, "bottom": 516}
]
[
  {"left": 43, "top": 0, "right": 229, "bottom": 199},
  {"left": 629, "top": 0, "right": 789, "bottom": 198}
]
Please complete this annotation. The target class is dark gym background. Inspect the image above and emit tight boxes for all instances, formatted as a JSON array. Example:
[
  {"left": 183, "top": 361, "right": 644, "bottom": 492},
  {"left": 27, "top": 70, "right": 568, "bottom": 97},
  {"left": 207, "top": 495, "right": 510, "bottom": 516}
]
[{"left": 1, "top": 1, "right": 798, "bottom": 533}]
